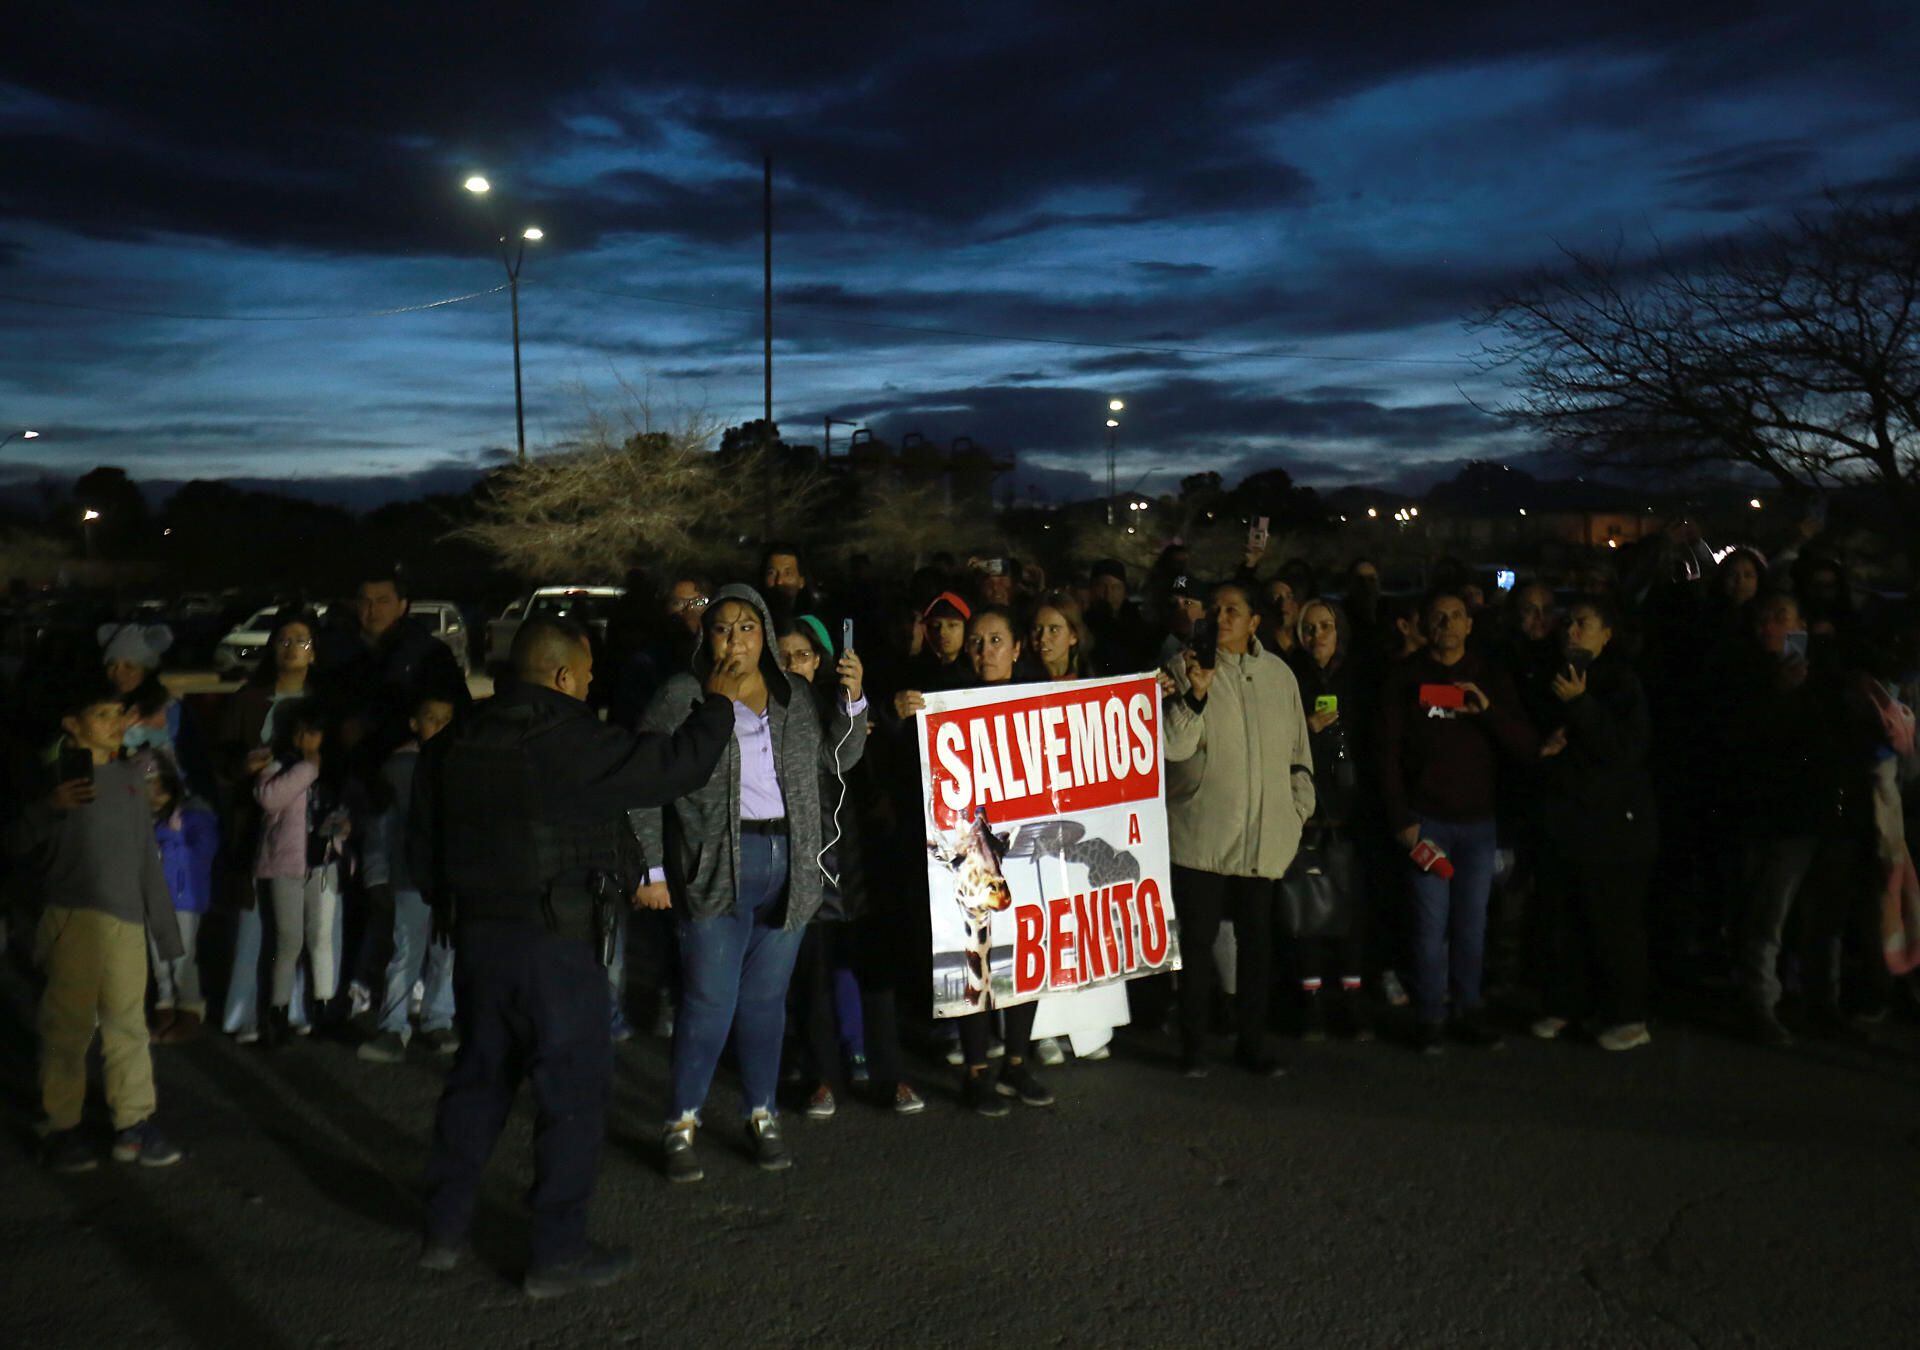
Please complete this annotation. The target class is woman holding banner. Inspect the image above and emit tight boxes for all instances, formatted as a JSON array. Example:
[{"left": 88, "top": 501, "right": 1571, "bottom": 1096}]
[
  {"left": 1159, "top": 580, "right": 1317, "bottom": 1078},
  {"left": 896, "top": 605, "right": 1055, "bottom": 1115},
  {"left": 1026, "top": 592, "right": 1129, "bottom": 1065}
]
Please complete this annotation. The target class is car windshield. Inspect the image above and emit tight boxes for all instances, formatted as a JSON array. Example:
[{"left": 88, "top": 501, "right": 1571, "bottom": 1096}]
[
  {"left": 241, "top": 609, "right": 279, "bottom": 631},
  {"left": 529, "top": 593, "right": 617, "bottom": 623}
]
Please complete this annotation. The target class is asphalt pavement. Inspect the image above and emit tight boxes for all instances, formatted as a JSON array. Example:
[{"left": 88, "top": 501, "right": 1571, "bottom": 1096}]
[{"left": 2, "top": 970, "right": 1917, "bottom": 1349}]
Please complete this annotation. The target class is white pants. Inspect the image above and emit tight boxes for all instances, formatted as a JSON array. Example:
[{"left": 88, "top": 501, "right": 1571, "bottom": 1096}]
[
  {"left": 269, "top": 865, "right": 339, "bottom": 1007},
  {"left": 150, "top": 909, "right": 205, "bottom": 1014}
]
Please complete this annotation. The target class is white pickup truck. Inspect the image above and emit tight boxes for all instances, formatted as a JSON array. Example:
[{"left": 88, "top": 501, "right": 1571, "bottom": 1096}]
[{"left": 485, "top": 585, "right": 626, "bottom": 673}]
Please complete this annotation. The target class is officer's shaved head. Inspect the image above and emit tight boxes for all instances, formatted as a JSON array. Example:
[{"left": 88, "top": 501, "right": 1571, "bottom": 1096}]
[{"left": 513, "top": 617, "right": 593, "bottom": 699}]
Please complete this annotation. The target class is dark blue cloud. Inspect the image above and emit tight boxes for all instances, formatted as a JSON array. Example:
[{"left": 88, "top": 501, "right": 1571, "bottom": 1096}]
[{"left": 1, "top": 1, "right": 1917, "bottom": 497}]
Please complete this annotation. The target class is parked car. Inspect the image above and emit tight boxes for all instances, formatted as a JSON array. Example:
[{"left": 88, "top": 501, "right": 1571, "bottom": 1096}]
[
  {"left": 409, "top": 600, "right": 472, "bottom": 674},
  {"left": 486, "top": 586, "right": 625, "bottom": 673},
  {"left": 214, "top": 602, "right": 330, "bottom": 677}
]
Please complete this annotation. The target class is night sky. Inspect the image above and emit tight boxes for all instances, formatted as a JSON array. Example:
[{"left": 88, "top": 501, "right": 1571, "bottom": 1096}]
[{"left": 4, "top": 2, "right": 1918, "bottom": 508}]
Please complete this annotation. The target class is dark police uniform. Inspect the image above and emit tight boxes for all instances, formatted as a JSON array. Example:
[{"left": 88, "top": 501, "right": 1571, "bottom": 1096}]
[{"left": 410, "top": 678, "right": 732, "bottom": 1269}]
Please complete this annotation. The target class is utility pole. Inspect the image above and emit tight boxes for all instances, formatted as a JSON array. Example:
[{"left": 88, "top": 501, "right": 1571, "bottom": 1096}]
[{"left": 762, "top": 153, "right": 775, "bottom": 536}]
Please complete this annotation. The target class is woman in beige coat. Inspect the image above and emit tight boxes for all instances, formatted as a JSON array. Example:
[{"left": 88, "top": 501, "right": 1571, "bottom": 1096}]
[{"left": 1160, "top": 580, "right": 1315, "bottom": 1077}]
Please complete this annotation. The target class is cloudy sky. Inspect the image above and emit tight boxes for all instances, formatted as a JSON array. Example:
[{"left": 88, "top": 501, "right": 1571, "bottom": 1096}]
[{"left": 4, "top": 2, "right": 1918, "bottom": 506}]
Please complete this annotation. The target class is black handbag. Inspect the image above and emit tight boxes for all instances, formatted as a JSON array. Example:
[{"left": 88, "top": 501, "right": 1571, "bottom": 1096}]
[{"left": 1278, "top": 828, "right": 1356, "bottom": 939}]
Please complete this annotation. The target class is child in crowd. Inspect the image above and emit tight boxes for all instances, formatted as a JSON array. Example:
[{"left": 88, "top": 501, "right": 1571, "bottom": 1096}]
[
  {"left": 252, "top": 701, "right": 353, "bottom": 1047},
  {"left": 6, "top": 677, "right": 185, "bottom": 1171},
  {"left": 357, "top": 693, "right": 459, "bottom": 1063},
  {"left": 148, "top": 756, "right": 219, "bottom": 1044}
]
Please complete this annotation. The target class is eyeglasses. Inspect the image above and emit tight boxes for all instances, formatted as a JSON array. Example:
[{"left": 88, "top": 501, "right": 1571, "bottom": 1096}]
[
  {"left": 668, "top": 596, "right": 710, "bottom": 613},
  {"left": 275, "top": 637, "right": 315, "bottom": 650}
]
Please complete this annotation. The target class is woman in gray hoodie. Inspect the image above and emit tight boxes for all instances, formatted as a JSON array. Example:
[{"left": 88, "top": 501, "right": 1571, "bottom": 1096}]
[{"left": 632, "top": 584, "right": 867, "bottom": 1180}]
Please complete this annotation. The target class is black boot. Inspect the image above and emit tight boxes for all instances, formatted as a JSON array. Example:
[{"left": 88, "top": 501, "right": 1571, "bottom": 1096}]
[{"left": 262, "top": 1005, "right": 291, "bottom": 1050}]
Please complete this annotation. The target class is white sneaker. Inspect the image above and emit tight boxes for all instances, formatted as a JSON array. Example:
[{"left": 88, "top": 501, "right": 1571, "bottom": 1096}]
[
  {"left": 348, "top": 983, "right": 372, "bottom": 1018},
  {"left": 1034, "top": 1037, "right": 1065, "bottom": 1067},
  {"left": 234, "top": 1028, "right": 259, "bottom": 1045},
  {"left": 1080, "top": 1044, "right": 1112, "bottom": 1062},
  {"left": 1530, "top": 1016, "right": 1569, "bottom": 1040},
  {"left": 1596, "top": 1022, "right": 1651, "bottom": 1052}
]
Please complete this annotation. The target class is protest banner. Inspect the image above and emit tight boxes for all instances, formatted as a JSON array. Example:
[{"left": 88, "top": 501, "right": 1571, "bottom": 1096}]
[{"left": 919, "top": 673, "right": 1179, "bottom": 1018}]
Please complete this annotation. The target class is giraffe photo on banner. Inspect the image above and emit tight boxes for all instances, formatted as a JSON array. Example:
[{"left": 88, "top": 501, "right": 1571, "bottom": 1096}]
[{"left": 918, "top": 673, "right": 1179, "bottom": 1019}]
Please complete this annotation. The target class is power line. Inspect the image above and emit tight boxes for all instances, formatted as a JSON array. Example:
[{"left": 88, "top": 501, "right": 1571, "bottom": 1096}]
[
  {"left": 0, "top": 284, "right": 510, "bottom": 322},
  {"left": 535, "top": 278, "right": 1478, "bottom": 368}
]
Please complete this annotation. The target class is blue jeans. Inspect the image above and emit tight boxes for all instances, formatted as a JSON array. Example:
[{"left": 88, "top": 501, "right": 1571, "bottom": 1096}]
[
  {"left": 220, "top": 890, "right": 321, "bottom": 1034},
  {"left": 1406, "top": 816, "right": 1499, "bottom": 1026},
  {"left": 669, "top": 834, "right": 803, "bottom": 1122},
  {"left": 606, "top": 907, "right": 631, "bottom": 1036},
  {"left": 377, "top": 888, "right": 456, "bottom": 1037}
]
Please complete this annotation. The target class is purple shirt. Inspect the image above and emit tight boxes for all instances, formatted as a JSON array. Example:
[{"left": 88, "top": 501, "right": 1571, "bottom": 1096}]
[
  {"left": 735, "top": 698, "right": 785, "bottom": 821},
  {"left": 646, "top": 691, "right": 867, "bottom": 883}
]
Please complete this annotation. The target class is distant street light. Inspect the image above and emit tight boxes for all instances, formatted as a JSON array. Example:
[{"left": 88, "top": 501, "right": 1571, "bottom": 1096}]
[
  {"left": 81, "top": 507, "right": 100, "bottom": 558},
  {"left": 1, "top": 428, "right": 39, "bottom": 449},
  {"left": 1748, "top": 497, "right": 1763, "bottom": 509},
  {"left": 1103, "top": 399, "right": 1126, "bottom": 526},
  {"left": 463, "top": 174, "right": 543, "bottom": 461}
]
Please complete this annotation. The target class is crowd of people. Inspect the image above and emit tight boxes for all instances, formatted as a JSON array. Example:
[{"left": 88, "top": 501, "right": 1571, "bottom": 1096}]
[{"left": 5, "top": 523, "right": 1918, "bottom": 1296}]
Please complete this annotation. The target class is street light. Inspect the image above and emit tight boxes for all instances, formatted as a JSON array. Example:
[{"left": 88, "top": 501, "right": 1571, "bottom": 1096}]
[
  {"left": 463, "top": 174, "right": 542, "bottom": 461},
  {"left": 1104, "top": 399, "right": 1126, "bottom": 526},
  {"left": 0, "top": 428, "right": 38, "bottom": 449},
  {"left": 1748, "top": 497, "right": 1763, "bottom": 510},
  {"left": 81, "top": 507, "right": 100, "bottom": 558}
]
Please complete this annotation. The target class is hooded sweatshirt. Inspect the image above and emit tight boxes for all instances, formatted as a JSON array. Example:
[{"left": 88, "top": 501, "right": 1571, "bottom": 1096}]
[{"left": 629, "top": 584, "right": 868, "bottom": 928}]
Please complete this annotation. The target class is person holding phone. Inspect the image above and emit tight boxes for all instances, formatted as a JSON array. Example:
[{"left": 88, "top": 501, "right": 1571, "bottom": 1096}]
[
  {"left": 10, "top": 677, "right": 185, "bottom": 1172},
  {"left": 633, "top": 585, "right": 867, "bottom": 1180},
  {"left": 1283, "top": 599, "right": 1376, "bottom": 1041},
  {"left": 1377, "top": 589, "right": 1539, "bottom": 1053},
  {"left": 1158, "top": 580, "right": 1316, "bottom": 1078},
  {"left": 1529, "top": 597, "right": 1658, "bottom": 1051}
]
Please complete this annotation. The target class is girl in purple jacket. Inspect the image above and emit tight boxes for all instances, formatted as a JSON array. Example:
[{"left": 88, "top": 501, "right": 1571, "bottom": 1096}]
[{"left": 147, "top": 756, "right": 219, "bottom": 1044}]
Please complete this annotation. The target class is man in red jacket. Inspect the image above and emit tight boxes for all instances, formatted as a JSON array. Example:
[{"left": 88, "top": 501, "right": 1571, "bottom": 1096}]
[{"left": 1378, "top": 590, "right": 1539, "bottom": 1052}]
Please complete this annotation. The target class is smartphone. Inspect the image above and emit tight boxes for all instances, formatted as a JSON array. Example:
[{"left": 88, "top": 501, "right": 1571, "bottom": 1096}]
[
  {"left": 1783, "top": 629, "right": 1809, "bottom": 662},
  {"left": 1565, "top": 648, "right": 1595, "bottom": 678},
  {"left": 1418, "top": 683, "right": 1466, "bottom": 710},
  {"left": 841, "top": 618, "right": 855, "bottom": 655},
  {"left": 1495, "top": 569, "right": 1516, "bottom": 592},
  {"left": 58, "top": 745, "right": 93, "bottom": 785},
  {"left": 1191, "top": 614, "right": 1218, "bottom": 670},
  {"left": 1315, "top": 695, "right": 1339, "bottom": 715}
]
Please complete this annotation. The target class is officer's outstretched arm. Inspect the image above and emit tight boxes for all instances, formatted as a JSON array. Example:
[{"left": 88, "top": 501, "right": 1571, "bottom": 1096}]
[{"left": 597, "top": 689, "right": 734, "bottom": 808}]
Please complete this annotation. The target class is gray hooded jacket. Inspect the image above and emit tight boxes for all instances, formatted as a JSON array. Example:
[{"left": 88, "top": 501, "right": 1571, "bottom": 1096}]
[{"left": 628, "top": 584, "right": 867, "bottom": 928}]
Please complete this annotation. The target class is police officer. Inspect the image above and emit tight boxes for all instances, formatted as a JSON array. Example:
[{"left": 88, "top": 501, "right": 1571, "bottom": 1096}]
[{"left": 410, "top": 615, "right": 740, "bottom": 1298}]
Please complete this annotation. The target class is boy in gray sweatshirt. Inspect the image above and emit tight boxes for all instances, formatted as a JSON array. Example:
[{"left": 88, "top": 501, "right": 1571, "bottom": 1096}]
[{"left": 6, "top": 677, "right": 185, "bottom": 1171}]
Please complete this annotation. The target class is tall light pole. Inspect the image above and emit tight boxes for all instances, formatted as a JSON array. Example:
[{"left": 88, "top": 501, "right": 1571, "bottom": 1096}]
[
  {"left": 1, "top": 428, "right": 40, "bottom": 450},
  {"left": 1104, "top": 399, "right": 1125, "bottom": 525},
  {"left": 81, "top": 507, "right": 100, "bottom": 559},
  {"left": 464, "top": 175, "right": 542, "bottom": 462}
]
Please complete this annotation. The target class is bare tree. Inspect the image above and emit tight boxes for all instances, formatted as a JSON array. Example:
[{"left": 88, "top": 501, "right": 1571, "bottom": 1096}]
[
  {"left": 834, "top": 472, "right": 997, "bottom": 571},
  {"left": 1475, "top": 199, "right": 1920, "bottom": 558},
  {"left": 452, "top": 404, "right": 829, "bottom": 579}
]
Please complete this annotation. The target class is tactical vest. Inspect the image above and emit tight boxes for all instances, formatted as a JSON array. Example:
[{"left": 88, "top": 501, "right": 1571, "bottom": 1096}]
[{"left": 435, "top": 703, "right": 635, "bottom": 930}]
